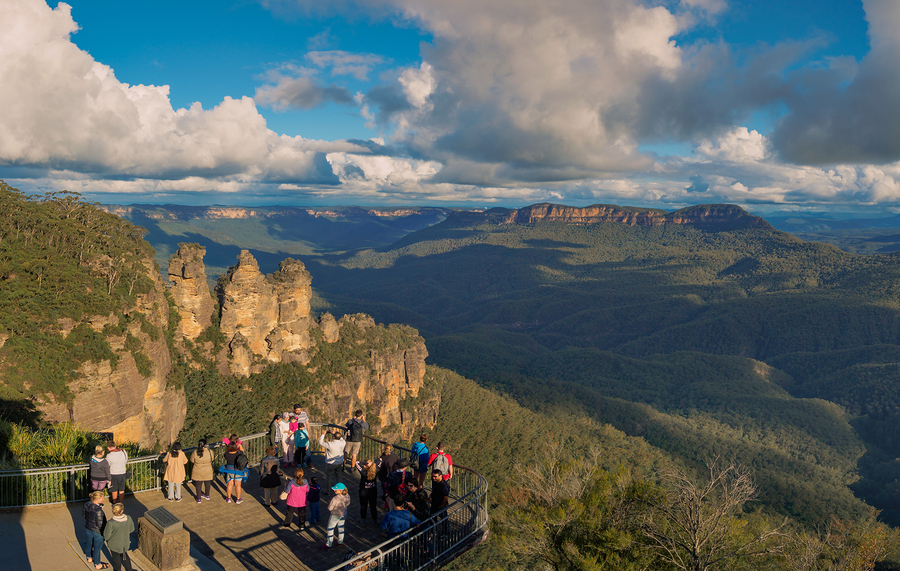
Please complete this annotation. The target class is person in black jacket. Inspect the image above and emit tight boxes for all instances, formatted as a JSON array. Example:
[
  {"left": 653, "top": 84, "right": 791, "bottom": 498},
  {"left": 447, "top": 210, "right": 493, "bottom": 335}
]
[{"left": 83, "top": 490, "right": 109, "bottom": 569}]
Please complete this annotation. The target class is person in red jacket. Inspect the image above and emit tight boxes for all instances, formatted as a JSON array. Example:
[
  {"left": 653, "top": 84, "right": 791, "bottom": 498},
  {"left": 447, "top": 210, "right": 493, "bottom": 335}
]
[{"left": 427, "top": 442, "right": 453, "bottom": 481}]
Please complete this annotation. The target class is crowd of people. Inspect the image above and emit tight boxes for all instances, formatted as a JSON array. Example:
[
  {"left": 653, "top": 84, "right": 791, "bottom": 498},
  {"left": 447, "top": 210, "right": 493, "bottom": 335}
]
[{"left": 82, "top": 404, "right": 458, "bottom": 567}]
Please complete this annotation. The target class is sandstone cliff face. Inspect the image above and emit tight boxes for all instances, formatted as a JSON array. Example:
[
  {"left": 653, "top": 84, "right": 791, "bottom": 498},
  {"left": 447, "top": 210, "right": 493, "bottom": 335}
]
[
  {"left": 39, "top": 259, "right": 187, "bottom": 448},
  {"left": 167, "top": 244, "right": 215, "bottom": 341},
  {"left": 451, "top": 202, "right": 773, "bottom": 231},
  {"left": 217, "top": 251, "right": 313, "bottom": 376},
  {"left": 304, "top": 315, "right": 437, "bottom": 440}
]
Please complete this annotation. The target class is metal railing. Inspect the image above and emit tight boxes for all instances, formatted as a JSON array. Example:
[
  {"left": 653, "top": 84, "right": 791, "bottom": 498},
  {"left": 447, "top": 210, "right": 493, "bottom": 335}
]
[{"left": 0, "top": 422, "right": 490, "bottom": 571}]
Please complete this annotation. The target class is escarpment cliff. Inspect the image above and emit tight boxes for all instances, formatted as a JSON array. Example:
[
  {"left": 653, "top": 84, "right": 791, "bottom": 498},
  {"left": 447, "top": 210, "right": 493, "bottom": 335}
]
[
  {"left": 450, "top": 202, "right": 773, "bottom": 231},
  {"left": 38, "top": 259, "right": 187, "bottom": 448}
]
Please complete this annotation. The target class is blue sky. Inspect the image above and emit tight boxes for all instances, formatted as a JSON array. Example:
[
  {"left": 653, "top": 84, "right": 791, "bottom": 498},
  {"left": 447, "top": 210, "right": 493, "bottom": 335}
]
[{"left": 2, "top": 0, "right": 899, "bottom": 214}]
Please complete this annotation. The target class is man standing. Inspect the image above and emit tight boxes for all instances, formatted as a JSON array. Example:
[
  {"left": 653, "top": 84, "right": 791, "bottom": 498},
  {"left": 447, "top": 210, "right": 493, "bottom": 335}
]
[
  {"left": 293, "top": 403, "right": 310, "bottom": 434},
  {"left": 427, "top": 442, "right": 453, "bottom": 481},
  {"left": 380, "top": 498, "right": 420, "bottom": 539},
  {"left": 319, "top": 429, "right": 346, "bottom": 493},
  {"left": 106, "top": 440, "right": 129, "bottom": 504},
  {"left": 343, "top": 409, "right": 369, "bottom": 469}
]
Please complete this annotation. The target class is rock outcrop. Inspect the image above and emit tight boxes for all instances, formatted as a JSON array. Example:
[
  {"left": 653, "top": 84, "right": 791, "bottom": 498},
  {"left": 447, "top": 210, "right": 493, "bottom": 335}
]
[
  {"left": 217, "top": 251, "right": 313, "bottom": 376},
  {"left": 38, "top": 259, "right": 187, "bottom": 447},
  {"left": 167, "top": 244, "right": 215, "bottom": 341},
  {"left": 304, "top": 315, "right": 436, "bottom": 440}
]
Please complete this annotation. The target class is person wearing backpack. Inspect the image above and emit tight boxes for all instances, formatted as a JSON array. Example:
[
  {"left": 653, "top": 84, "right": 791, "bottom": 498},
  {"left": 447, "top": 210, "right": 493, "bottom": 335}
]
[
  {"left": 427, "top": 442, "right": 453, "bottom": 481},
  {"left": 221, "top": 442, "right": 249, "bottom": 504},
  {"left": 343, "top": 410, "right": 369, "bottom": 470},
  {"left": 409, "top": 434, "right": 429, "bottom": 486}
]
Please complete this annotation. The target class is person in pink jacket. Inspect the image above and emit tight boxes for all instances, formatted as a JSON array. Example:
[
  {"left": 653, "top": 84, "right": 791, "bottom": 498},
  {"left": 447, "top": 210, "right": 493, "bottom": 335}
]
[{"left": 282, "top": 467, "right": 309, "bottom": 530}]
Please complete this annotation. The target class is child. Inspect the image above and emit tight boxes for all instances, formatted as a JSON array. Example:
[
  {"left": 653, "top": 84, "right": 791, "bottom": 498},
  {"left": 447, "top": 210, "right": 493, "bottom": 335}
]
[
  {"left": 283, "top": 468, "right": 309, "bottom": 529},
  {"left": 307, "top": 477, "right": 321, "bottom": 525},
  {"left": 294, "top": 425, "right": 309, "bottom": 467},
  {"left": 261, "top": 464, "right": 282, "bottom": 506},
  {"left": 319, "top": 483, "right": 351, "bottom": 550}
]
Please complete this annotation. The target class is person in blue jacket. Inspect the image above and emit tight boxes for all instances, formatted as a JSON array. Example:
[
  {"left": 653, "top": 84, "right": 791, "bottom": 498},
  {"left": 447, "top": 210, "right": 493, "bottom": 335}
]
[{"left": 380, "top": 497, "right": 420, "bottom": 539}]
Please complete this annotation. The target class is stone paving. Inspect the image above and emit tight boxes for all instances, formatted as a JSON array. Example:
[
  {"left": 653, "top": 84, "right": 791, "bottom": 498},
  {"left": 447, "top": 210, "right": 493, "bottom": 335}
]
[{"left": 134, "top": 458, "right": 387, "bottom": 571}]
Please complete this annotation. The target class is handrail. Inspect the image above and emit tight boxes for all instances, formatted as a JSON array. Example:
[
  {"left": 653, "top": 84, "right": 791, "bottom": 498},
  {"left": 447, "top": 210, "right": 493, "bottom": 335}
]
[{"left": 0, "top": 421, "right": 490, "bottom": 571}]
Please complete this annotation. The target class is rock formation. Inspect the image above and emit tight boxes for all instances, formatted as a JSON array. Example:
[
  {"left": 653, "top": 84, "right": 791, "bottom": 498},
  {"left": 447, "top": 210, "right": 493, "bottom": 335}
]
[
  {"left": 217, "top": 251, "right": 313, "bottom": 376},
  {"left": 38, "top": 259, "right": 187, "bottom": 447},
  {"left": 167, "top": 244, "right": 215, "bottom": 341},
  {"left": 302, "top": 315, "right": 437, "bottom": 439}
]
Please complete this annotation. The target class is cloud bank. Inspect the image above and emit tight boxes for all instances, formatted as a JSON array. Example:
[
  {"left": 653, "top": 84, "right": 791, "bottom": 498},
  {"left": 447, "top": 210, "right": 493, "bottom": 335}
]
[{"left": 2, "top": 0, "right": 900, "bottom": 210}]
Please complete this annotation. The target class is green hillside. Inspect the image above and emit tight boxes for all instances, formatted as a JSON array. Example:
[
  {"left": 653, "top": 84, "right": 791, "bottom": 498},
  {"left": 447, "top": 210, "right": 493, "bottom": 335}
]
[{"left": 298, "top": 206, "right": 900, "bottom": 525}]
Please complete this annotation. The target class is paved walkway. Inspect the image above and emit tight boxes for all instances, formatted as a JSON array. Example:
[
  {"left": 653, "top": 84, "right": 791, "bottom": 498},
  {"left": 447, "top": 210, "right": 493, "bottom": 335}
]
[{"left": 0, "top": 459, "right": 391, "bottom": 571}]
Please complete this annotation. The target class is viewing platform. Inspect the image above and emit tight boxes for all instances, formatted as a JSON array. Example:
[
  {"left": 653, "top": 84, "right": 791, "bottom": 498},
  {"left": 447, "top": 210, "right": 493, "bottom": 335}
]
[{"left": 0, "top": 424, "right": 488, "bottom": 570}]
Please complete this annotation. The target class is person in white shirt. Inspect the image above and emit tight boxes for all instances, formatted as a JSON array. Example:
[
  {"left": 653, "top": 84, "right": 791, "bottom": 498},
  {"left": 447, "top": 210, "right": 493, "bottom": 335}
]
[
  {"left": 318, "top": 430, "right": 345, "bottom": 493},
  {"left": 105, "top": 441, "right": 129, "bottom": 504}
]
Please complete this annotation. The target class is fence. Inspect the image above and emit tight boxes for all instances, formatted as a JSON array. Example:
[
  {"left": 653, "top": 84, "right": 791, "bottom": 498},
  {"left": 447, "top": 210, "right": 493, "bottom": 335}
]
[{"left": 0, "top": 422, "right": 490, "bottom": 570}]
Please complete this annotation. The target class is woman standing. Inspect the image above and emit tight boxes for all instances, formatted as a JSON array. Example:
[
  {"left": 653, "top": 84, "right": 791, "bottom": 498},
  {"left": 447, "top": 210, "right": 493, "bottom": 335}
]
[
  {"left": 162, "top": 442, "right": 188, "bottom": 502},
  {"left": 83, "top": 490, "right": 108, "bottom": 569},
  {"left": 222, "top": 442, "right": 246, "bottom": 504},
  {"left": 89, "top": 445, "right": 111, "bottom": 492},
  {"left": 355, "top": 459, "right": 379, "bottom": 524},
  {"left": 103, "top": 502, "right": 135, "bottom": 571},
  {"left": 190, "top": 439, "right": 213, "bottom": 502},
  {"left": 282, "top": 467, "right": 309, "bottom": 529},
  {"left": 319, "top": 483, "right": 351, "bottom": 550},
  {"left": 269, "top": 415, "right": 282, "bottom": 458}
]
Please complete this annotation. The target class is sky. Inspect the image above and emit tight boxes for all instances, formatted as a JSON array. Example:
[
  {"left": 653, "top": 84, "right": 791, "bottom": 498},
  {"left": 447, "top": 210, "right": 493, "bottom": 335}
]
[{"left": 2, "top": 0, "right": 900, "bottom": 214}]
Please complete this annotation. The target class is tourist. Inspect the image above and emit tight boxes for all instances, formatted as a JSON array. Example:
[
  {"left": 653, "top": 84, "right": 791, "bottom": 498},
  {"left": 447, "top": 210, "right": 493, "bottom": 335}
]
[
  {"left": 380, "top": 498, "right": 420, "bottom": 539},
  {"left": 292, "top": 403, "right": 311, "bottom": 434},
  {"left": 260, "top": 446, "right": 280, "bottom": 486},
  {"left": 282, "top": 467, "right": 309, "bottom": 529},
  {"left": 428, "top": 442, "right": 453, "bottom": 481},
  {"left": 221, "top": 442, "right": 248, "bottom": 504},
  {"left": 103, "top": 502, "right": 135, "bottom": 571},
  {"left": 293, "top": 424, "right": 309, "bottom": 467},
  {"left": 355, "top": 459, "right": 379, "bottom": 525},
  {"left": 409, "top": 434, "right": 430, "bottom": 487},
  {"left": 430, "top": 470, "right": 451, "bottom": 516},
  {"left": 190, "top": 439, "right": 213, "bottom": 502},
  {"left": 278, "top": 412, "right": 294, "bottom": 462},
  {"left": 89, "top": 445, "right": 110, "bottom": 492},
  {"left": 269, "top": 414, "right": 283, "bottom": 458},
  {"left": 261, "top": 463, "right": 282, "bottom": 506},
  {"left": 83, "top": 490, "right": 107, "bottom": 570},
  {"left": 377, "top": 443, "right": 399, "bottom": 507},
  {"left": 344, "top": 410, "right": 369, "bottom": 469},
  {"left": 402, "top": 480, "right": 430, "bottom": 522},
  {"left": 319, "top": 483, "right": 350, "bottom": 550},
  {"left": 105, "top": 441, "right": 128, "bottom": 504},
  {"left": 385, "top": 458, "right": 414, "bottom": 505},
  {"left": 162, "top": 441, "right": 188, "bottom": 502},
  {"left": 319, "top": 429, "right": 345, "bottom": 492},
  {"left": 307, "top": 477, "right": 321, "bottom": 525}
]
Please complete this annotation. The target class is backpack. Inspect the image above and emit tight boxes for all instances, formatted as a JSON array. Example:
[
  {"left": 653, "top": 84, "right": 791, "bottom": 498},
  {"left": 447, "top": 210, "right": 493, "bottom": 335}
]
[
  {"left": 432, "top": 452, "right": 449, "bottom": 475},
  {"left": 347, "top": 419, "right": 363, "bottom": 442},
  {"left": 234, "top": 452, "right": 249, "bottom": 471}
]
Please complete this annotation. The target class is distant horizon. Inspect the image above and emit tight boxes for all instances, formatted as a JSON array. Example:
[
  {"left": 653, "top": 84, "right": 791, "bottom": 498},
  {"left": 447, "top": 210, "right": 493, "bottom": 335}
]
[{"left": 98, "top": 198, "right": 900, "bottom": 222}]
